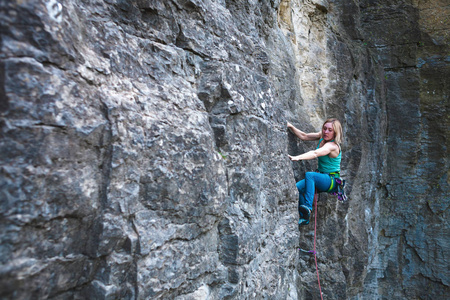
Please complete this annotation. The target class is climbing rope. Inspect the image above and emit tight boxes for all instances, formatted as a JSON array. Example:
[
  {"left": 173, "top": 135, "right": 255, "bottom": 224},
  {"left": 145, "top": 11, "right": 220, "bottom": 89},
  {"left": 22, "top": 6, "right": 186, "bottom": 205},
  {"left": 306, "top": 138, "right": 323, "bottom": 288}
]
[
  {"left": 312, "top": 190, "right": 323, "bottom": 300},
  {"left": 298, "top": 190, "right": 323, "bottom": 300}
]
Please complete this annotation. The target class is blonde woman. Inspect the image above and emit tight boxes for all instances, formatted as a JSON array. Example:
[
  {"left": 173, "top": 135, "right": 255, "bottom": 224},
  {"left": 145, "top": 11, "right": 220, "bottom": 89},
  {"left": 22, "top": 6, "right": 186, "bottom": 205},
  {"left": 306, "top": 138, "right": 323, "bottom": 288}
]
[{"left": 287, "top": 118, "right": 343, "bottom": 226}]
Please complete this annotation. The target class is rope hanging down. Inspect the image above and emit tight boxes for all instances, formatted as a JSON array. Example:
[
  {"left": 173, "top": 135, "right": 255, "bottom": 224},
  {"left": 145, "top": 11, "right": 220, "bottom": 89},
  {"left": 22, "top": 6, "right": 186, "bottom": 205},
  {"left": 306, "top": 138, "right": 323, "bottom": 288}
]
[
  {"left": 298, "top": 190, "right": 323, "bottom": 300},
  {"left": 312, "top": 190, "right": 323, "bottom": 300}
]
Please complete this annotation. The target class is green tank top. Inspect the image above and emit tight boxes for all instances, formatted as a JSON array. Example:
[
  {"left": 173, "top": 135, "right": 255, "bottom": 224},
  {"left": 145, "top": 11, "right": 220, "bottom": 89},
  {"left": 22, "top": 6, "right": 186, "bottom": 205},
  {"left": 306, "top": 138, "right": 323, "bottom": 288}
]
[{"left": 317, "top": 139, "right": 341, "bottom": 173}]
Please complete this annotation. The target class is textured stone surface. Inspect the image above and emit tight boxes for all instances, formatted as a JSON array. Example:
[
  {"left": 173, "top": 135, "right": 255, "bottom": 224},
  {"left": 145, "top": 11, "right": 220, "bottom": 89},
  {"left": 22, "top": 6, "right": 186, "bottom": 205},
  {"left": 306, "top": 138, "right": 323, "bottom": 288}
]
[
  {"left": 0, "top": 0, "right": 448, "bottom": 299},
  {"left": 0, "top": 1, "right": 298, "bottom": 299},
  {"left": 357, "top": 0, "right": 450, "bottom": 299}
]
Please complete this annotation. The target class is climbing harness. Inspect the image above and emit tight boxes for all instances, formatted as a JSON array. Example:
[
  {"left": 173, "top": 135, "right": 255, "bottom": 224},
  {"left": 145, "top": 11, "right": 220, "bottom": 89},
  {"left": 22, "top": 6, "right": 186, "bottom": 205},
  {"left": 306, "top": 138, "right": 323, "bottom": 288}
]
[
  {"left": 318, "top": 170, "right": 348, "bottom": 202},
  {"left": 299, "top": 190, "right": 323, "bottom": 300}
]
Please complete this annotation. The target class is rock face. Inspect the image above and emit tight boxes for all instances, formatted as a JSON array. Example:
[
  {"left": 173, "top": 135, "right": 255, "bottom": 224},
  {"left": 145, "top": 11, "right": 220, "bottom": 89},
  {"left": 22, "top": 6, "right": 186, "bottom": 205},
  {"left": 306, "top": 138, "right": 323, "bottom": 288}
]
[
  {"left": 0, "top": 0, "right": 448, "bottom": 299},
  {"left": 357, "top": 1, "right": 450, "bottom": 299}
]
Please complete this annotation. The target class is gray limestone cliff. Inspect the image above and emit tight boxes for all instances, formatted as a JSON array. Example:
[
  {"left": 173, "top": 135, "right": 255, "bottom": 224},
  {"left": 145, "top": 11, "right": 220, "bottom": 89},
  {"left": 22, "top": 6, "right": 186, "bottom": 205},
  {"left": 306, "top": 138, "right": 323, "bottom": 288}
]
[{"left": 0, "top": 0, "right": 448, "bottom": 299}]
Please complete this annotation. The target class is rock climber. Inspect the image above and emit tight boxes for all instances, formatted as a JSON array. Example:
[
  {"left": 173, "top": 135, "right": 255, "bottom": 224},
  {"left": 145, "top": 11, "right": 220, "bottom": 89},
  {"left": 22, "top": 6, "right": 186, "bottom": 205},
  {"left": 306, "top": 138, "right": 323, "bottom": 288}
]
[{"left": 287, "top": 118, "right": 343, "bottom": 226}]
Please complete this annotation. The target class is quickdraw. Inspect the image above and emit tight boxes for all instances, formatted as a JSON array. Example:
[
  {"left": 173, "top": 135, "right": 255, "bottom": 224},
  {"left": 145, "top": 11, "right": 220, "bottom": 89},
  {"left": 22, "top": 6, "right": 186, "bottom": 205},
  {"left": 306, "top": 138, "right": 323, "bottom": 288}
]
[{"left": 329, "top": 177, "right": 347, "bottom": 202}]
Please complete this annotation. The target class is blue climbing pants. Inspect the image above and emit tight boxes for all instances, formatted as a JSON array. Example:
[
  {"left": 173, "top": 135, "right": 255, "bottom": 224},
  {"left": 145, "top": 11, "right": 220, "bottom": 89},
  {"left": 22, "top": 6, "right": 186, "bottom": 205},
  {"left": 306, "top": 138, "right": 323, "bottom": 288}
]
[{"left": 296, "top": 172, "right": 334, "bottom": 214}]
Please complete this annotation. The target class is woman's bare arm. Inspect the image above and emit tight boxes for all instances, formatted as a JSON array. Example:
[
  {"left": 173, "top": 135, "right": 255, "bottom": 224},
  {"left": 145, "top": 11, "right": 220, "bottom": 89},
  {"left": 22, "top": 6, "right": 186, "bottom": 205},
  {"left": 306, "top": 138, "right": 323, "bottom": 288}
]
[
  {"left": 288, "top": 142, "right": 338, "bottom": 161},
  {"left": 287, "top": 122, "right": 321, "bottom": 141}
]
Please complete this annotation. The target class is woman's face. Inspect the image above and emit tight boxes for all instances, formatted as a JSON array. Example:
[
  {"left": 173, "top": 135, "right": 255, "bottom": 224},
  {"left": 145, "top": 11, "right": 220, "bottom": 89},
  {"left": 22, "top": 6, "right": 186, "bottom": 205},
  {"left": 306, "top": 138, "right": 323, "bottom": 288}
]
[{"left": 322, "top": 122, "right": 335, "bottom": 141}]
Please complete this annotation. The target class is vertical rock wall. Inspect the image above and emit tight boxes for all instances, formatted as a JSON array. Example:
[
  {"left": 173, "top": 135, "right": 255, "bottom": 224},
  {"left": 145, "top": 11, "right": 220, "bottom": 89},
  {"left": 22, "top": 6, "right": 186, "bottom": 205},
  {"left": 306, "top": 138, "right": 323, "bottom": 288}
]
[
  {"left": 0, "top": 0, "right": 301, "bottom": 298},
  {"left": 281, "top": 1, "right": 387, "bottom": 299},
  {"left": 357, "top": 0, "right": 450, "bottom": 299},
  {"left": 0, "top": 0, "right": 447, "bottom": 299}
]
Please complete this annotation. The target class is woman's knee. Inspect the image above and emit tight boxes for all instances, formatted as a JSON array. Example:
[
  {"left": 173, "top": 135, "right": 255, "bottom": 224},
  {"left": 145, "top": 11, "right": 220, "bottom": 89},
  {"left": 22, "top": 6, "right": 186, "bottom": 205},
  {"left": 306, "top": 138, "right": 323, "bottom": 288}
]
[
  {"left": 296, "top": 179, "right": 306, "bottom": 192},
  {"left": 305, "top": 172, "right": 315, "bottom": 180}
]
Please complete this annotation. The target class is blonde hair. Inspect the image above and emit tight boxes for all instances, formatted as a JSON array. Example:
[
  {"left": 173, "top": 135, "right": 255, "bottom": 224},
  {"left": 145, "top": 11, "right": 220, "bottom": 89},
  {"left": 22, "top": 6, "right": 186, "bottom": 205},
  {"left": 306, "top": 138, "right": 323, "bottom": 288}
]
[{"left": 321, "top": 118, "right": 343, "bottom": 145}]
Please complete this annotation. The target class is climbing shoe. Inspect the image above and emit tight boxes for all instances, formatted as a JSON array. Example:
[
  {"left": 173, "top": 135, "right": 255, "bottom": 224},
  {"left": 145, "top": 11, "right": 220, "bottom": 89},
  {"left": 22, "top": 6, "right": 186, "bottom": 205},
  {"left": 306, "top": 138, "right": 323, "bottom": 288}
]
[
  {"left": 298, "top": 205, "right": 311, "bottom": 223},
  {"left": 298, "top": 218, "right": 310, "bottom": 227}
]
